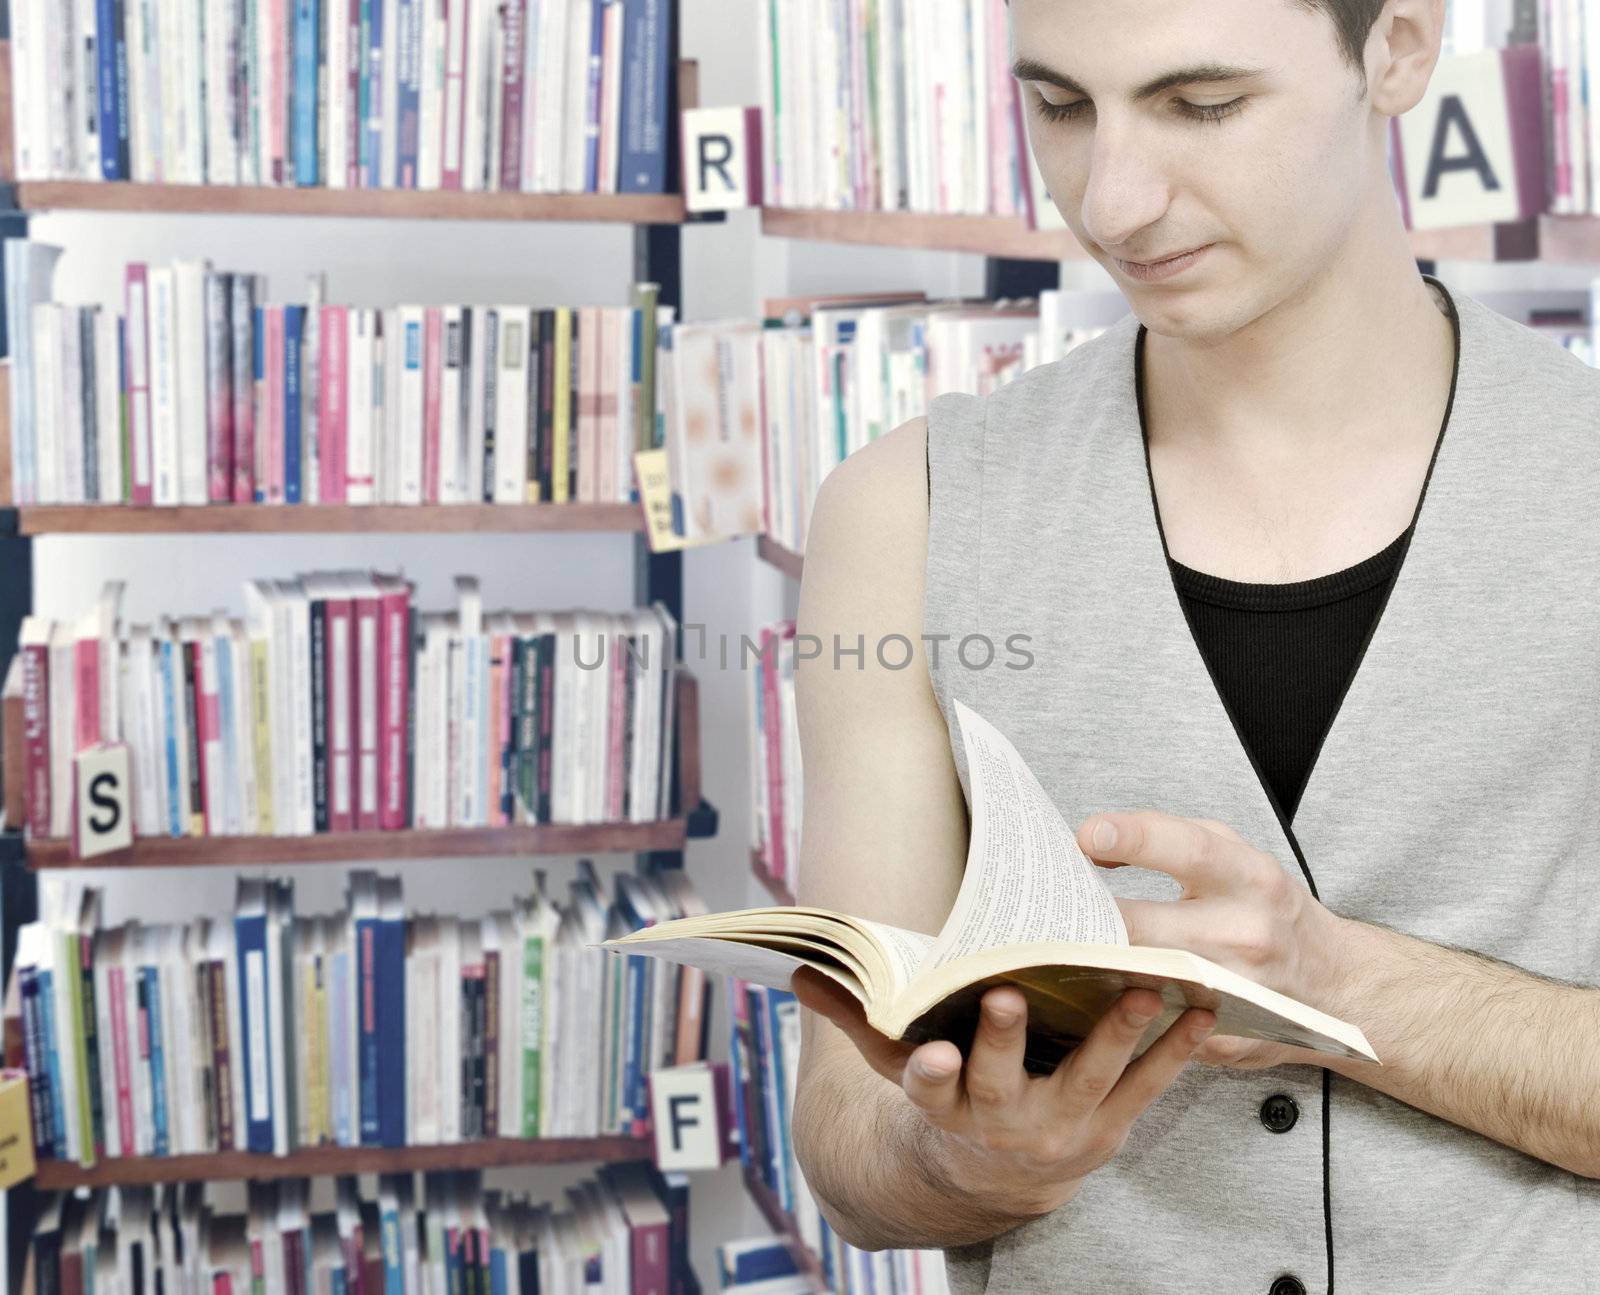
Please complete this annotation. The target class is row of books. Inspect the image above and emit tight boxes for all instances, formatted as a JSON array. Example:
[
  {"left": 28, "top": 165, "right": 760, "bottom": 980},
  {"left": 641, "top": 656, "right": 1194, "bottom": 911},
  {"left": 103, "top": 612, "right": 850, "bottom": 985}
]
[
  {"left": 12, "top": 864, "right": 709, "bottom": 1167},
  {"left": 5, "top": 243, "right": 671, "bottom": 509},
  {"left": 28, "top": 1166, "right": 697, "bottom": 1295},
  {"left": 1542, "top": 0, "right": 1600, "bottom": 214},
  {"left": 751, "top": 291, "right": 1116, "bottom": 555},
  {"left": 749, "top": 621, "right": 798, "bottom": 899},
  {"left": 7, "top": 0, "right": 675, "bottom": 195},
  {"left": 756, "top": 0, "right": 1035, "bottom": 222},
  {"left": 728, "top": 979, "right": 949, "bottom": 1295},
  {"left": 12, "top": 574, "right": 681, "bottom": 844}
]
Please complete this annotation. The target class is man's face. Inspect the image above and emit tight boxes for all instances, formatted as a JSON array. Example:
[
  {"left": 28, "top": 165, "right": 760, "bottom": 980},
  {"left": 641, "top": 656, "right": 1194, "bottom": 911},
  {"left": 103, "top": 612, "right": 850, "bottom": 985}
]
[{"left": 1011, "top": 0, "right": 1380, "bottom": 334}]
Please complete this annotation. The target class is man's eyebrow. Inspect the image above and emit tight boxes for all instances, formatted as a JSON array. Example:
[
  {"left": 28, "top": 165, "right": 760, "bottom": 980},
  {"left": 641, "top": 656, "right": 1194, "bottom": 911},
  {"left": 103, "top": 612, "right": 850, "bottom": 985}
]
[{"left": 1010, "top": 57, "right": 1269, "bottom": 101}]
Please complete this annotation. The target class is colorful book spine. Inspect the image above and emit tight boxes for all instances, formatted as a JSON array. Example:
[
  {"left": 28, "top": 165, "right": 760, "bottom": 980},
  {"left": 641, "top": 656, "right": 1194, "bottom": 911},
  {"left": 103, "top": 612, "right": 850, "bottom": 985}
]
[
  {"left": 293, "top": 0, "right": 321, "bottom": 184},
  {"left": 95, "top": 0, "right": 130, "bottom": 178},
  {"left": 235, "top": 908, "right": 274, "bottom": 1154},
  {"left": 284, "top": 305, "right": 306, "bottom": 504},
  {"left": 362, "top": 0, "right": 385, "bottom": 187},
  {"left": 320, "top": 305, "right": 350, "bottom": 502},
  {"left": 498, "top": 0, "right": 526, "bottom": 189},
  {"left": 395, "top": 0, "right": 422, "bottom": 186},
  {"left": 123, "top": 264, "right": 154, "bottom": 505},
  {"left": 21, "top": 639, "right": 51, "bottom": 838},
  {"left": 617, "top": 0, "right": 669, "bottom": 193},
  {"left": 205, "top": 271, "right": 236, "bottom": 503},
  {"left": 231, "top": 276, "right": 258, "bottom": 504},
  {"left": 356, "top": 916, "right": 379, "bottom": 1144},
  {"left": 377, "top": 582, "right": 410, "bottom": 830}
]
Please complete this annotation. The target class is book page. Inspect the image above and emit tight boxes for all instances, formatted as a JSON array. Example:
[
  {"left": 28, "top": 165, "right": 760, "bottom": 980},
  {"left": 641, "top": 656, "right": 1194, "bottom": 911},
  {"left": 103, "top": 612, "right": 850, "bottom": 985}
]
[
  {"left": 923, "top": 699, "right": 1128, "bottom": 971},
  {"left": 858, "top": 919, "right": 936, "bottom": 994}
]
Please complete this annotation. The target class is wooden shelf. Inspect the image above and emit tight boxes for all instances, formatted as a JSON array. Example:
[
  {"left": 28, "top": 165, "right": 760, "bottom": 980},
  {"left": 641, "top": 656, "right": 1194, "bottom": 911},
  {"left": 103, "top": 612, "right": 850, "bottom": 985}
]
[
  {"left": 12, "top": 180, "right": 689, "bottom": 224},
  {"left": 756, "top": 535, "right": 804, "bottom": 581},
  {"left": 25, "top": 818, "right": 696, "bottom": 869},
  {"left": 742, "top": 1166, "right": 828, "bottom": 1290},
  {"left": 752, "top": 849, "right": 796, "bottom": 907},
  {"left": 763, "top": 205, "right": 1594, "bottom": 265},
  {"left": 32, "top": 1135, "right": 653, "bottom": 1189},
  {"left": 14, "top": 502, "right": 647, "bottom": 535}
]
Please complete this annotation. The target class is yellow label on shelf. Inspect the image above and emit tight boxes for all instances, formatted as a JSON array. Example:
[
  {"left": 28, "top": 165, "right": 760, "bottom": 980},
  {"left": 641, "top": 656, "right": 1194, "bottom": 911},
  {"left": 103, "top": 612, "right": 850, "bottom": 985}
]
[
  {"left": 633, "top": 449, "right": 717, "bottom": 553},
  {"left": 0, "top": 1071, "right": 37, "bottom": 1188}
]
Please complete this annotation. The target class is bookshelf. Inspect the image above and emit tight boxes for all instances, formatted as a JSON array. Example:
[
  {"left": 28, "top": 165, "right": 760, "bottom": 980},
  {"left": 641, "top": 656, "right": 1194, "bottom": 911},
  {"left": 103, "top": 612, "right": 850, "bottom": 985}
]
[
  {"left": 0, "top": 3, "right": 719, "bottom": 1290},
  {"left": 741, "top": 1165, "right": 828, "bottom": 1290},
  {"left": 28, "top": 1136, "right": 654, "bottom": 1190}
]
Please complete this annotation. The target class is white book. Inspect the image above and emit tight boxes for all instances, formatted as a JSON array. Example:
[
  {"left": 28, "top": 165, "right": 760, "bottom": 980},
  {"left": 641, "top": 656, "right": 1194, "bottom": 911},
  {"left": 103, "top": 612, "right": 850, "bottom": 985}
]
[
  {"left": 533, "top": 0, "right": 570, "bottom": 193},
  {"left": 205, "top": 0, "right": 240, "bottom": 183},
  {"left": 437, "top": 918, "right": 461, "bottom": 1143},
  {"left": 277, "top": 579, "right": 315, "bottom": 835},
  {"left": 90, "top": 927, "right": 122, "bottom": 1156},
  {"left": 28, "top": 304, "right": 63, "bottom": 504},
  {"left": 8, "top": 0, "right": 37, "bottom": 180},
  {"left": 178, "top": 0, "right": 205, "bottom": 181},
  {"left": 93, "top": 309, "right": 123, "bottom": 502},
  {"left": 346, "top": 309, "right": 377, "bottom": 504},
  {"left": 380, "top": 0, "right": 402, "bottom": 188},
  {"left": 519, "top": 0, "right": 542, "bottom": 191},
  {"left": 120, "top": 925, "right": 151, "bottom": 1155},
  {"left": 586, "top": 611, "right": 612, "bottom": 822},
  {"left": 441, "top": 0, "right": 470, "bottom": 186},
  {"left": 120, "top": 626, "right": 159, "bottom": 835},
  {"left": 567, "top": 611, "right": 595, "bottom": 823},
  {"left": 420, "top": 612, "right": 454, "bottom": 828},
  {"left": 145, "top": 267, "right": 182, "bottom": 504},
  {"left": 168, "top": 924, "right": 201, "bottom": 1153},
  {"left": 418, "top": 0, "right": 445, "bottom": 189},
  {"left": 380, "top": 305, "right": 404, "bottom": 503},
  {"left": 265, "top": 880, "right": 294, "bottom": 1156},
  {"left": 342, "top": 572, "right": 381, "bottom": 827},
  {"left": 461, "top": 0, "right": 494, "bottom": 191},
  {"left": 563, "top": 0, "right": 593, "bottom": 193},
  {"left": 5, "top": 240, "right": 64, "bottom": 505},
  {"left": 58, "top": 306, "right": 85, "bottom": 505},
  {"left": 549, "top": 611, "right": 576, "bottom": 823},
  {"left": 397, "top": 305, "right": 426, "bottom": 502},
  {"left": 325, "top": 0, "right": 350, "bottom": 189},
  {"left": 485, "top": 5, "right": 505, "bottom": 188},
  {"left": 492, "top": 307, "right": 532, "bottom": 503},
  {"left": 244, "top": 580, "right": 288, "bottom": 835},
  {"left": 229, "top": 620, "right": 260, "bottom": 835},
  {"left": 438, "top": 305, "right": 466, "bottom": 501},
  {"left": 454, "top": 576, "right": 485, "bottom": 825},
  {"left": 74, "top": 0, "right": 100, "bottom": 178}
]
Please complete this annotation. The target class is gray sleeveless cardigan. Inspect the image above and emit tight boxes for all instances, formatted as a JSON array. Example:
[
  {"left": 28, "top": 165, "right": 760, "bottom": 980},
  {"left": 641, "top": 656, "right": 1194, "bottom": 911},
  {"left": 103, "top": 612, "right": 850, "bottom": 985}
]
[{"left": 922, "top": 276, "right": 1600, "bottom": 1294}]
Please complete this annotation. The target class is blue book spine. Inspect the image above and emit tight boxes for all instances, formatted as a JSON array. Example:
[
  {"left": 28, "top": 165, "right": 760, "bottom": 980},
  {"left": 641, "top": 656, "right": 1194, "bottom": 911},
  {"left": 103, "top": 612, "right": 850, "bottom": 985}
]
[
  {"left": 331, "top": 1271, "right": 346, "bottom": 1295},
  {"left": 764, "top": 989, "right": 796, "bottom": 1212},
  {"left": 395, "top": 0, "right": 422, "bottom": 186},
  {"left": 727, "top": 1009, "right": 749, "bottom": 1172},
  {"left": 583, "top": 0, "right": 605, "bottom": 191},
  {"left": 374, "top": 911, "right": 407, "bottom": 1147},
  {"left": 37, "top": 969, "right": 67, "bottom": 1159},
  {"left": 489, "top": 1246, "right": 507, "bottom": 1295},
  {"left": 617, "top": 0, "right": 669, "bottom": 193},
  {"left": 284, "top": 305, "right": 304, "bottom": 503},
  {"left": 143, "top": 967, "right": 169, "bottom": 1156},
  {"left": 356, "top": 917, "right": 381, "bottom": 1144},
  {"left": 18, "top": 968, "right": 56, "bottom": 1159},
  {"left": 732, "top": 1246, "right": 799, "bottom": 1284},
  {"left": 235, "top": 912, "right": 274, "bottom": 1154},
  {"left": 96, "top": 0, "right": 130, "bottom": 178},
  {"left": 355, "top": 0, "right": 373, "bottom": 183},
  {"left": 215, "top": 629, "right": 238, "bottom": 828},
  {"left": 293, "top": 0, "right": 322, "bottom": 185},
  {"left": 363, "top": 0, "right": 384, "bottom": 187},
  {"left": 158, "top": 641, "right": 182, "bottom": 836},
  {"left": 252, "top": 307, "right": 267, "bottom": 501},
  {"left": 381, "top": 1206, "right": 403, "bottom": 1295}
]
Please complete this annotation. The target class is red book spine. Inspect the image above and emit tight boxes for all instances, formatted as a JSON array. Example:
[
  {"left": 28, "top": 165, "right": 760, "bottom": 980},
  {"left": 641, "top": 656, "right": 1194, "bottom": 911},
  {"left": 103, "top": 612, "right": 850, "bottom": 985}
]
[
  {"left": 107, "top": 963, "right": 135, "bottom": 1156},
  {"left": 209, "top": 960, "right": 234, "bottom": 1150},
  {"left": 207, "top": 278, "right": 235, "bottom": 503},
  {"left": 486, "top": 636, "right": 504, "bottom": 826},
  {"left": 264, "top": 307, "right": 286, "bottom": 503},
  {"left": 377, "top": 585, "right": 410, "bottom": 830},
  {"left": 327, "top": 597, "right": 355, "bottom": 833},
  {"left": 354, "top": 591, "right": 380, "bottom": 831},
  {"left": 74, "top": 637, "right": 101, "bottom": 751},
  {"left": 21, "top": 642, "right": 50, "bottom": 837},
  {"left": 232, "top": 285, "right": 256, "bottom": 504},
  {"left": 760, "top": 625, "right": 787, "bottom": 882},
  {"left": 606, "top": 630, "right": 626, "bottom": 821},
  {"left": 441, "top": 0, "right": 468, "bottom": 190},
  {"left": 422, "top": 307, "right": 443, "bottom": 503},
  {"left": 498, "top": 0, "right": 526, "bottom": 189},
  {"left": 196, "top": 641, "right": 223, "bottom": 834},
  {"left": 124, "top": 264, "right": 155, "bottom": 505},
  {"left": 629, "top": 1217, "right": 671, "bottom": 1295},
  {"left": 321, "top": 306, "right": 350, "bottom": 503}
]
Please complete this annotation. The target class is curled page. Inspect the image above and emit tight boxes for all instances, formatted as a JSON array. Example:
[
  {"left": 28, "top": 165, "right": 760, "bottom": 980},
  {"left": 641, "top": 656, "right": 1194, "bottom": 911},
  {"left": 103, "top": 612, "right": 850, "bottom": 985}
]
[{"left": 924, "top": 699, "right": 1128, "bottom": 971}]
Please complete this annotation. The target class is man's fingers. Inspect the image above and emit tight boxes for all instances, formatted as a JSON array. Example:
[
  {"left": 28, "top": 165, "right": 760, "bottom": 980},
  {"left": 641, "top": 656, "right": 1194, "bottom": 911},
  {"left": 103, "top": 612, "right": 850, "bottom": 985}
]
[
  {"left": 791, "top": 965, "right": 914, "bottom": 1082},
  {"left": 1096, "top": 1008, "right": 1215, "bottom": 1129},
  {"left": 1043, "top": 988, "right": 1167, "bottom": 1116},
  {"left": 962, "top": 986, "right": 1029, "bottom": 1111},
  {"left": 901, "top": 1040, "right": 965, "bottom": 1125}
]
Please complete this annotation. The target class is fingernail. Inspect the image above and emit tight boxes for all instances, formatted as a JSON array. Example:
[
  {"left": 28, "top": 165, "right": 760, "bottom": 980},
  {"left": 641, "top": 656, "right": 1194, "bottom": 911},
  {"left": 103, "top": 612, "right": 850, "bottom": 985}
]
[
  {"left": 1093, "top": 820, "right": 1117, "bottom": 851},
  {"left": 1189, "top": 1022, "right": 1213, "bottom": 1044},
  {"left": 1126, "top": 1007, "right": 1156, "bottom": 1027},
  {"left": 986, "top": 1004, "right": 1020, "bottom": 1027},
  {"left": 917, "top": 1056, "right": 955, "bottom": 1080}
]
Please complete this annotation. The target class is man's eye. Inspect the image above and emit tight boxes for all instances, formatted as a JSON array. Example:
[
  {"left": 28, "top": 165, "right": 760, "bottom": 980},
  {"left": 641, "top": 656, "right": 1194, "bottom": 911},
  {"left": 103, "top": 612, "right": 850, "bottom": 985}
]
[{"left": 1032, "top": 92, "right": 1248, "bottom": 125}]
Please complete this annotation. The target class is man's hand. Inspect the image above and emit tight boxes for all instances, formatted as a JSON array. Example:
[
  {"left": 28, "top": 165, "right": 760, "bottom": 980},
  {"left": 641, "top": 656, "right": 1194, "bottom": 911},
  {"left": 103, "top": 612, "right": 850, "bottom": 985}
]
[
  {"left": 1076, "top": 809, "right": 1351, "bottom": 1070},
  {"left": 791, "top": 966, "right": 1217, "bottom": 1219}
]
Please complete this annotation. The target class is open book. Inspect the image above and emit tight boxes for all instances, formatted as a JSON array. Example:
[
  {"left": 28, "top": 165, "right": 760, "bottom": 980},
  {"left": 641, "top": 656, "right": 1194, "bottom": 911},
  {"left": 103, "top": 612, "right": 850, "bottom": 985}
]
[{"left": 599, "top": 699, "right": 1377, "bottom": 1070}]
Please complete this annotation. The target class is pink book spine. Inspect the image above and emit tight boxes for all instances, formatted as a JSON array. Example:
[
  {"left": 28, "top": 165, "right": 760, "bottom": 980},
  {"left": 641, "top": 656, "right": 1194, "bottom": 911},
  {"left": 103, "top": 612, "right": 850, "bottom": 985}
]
[
  {"left": 346, "top": 0, "right": 364, "bottom": 188},
  {"left": 268, "top": 0, "right": 286, "bottom": 184},
  {"left": 987, "top": 0, "right": 1013, "bottom": 215},
  {"left": 124, "top": 264, "right": 154, "bottom": 505},
  {"left": 327, "top": 598, "right": 355, "bottom": 833},
  {"left": 207, "top": 282, "right": 234, "bottom": 504},
  {"left": 628, "top": 1218, "right": 670, "bottom": 1295},
  {"left": 597, "top": 308, "right": 616, "bottom": 504},
  {"left": 265, "top": 307, "right": 286, "bottom": 503},
  {"left": 422, "top": 307, "right": 443, "bottom": 504},
  {"left": 577, "top": 307, "right": 596, "bottom": 503},
  {"left": 754, "top": 316, "right": 772, "bottom": 534},
  {"left": 232, "top": 287, "right": 256, "bottom": 504},
  {"left": 20, "top": 643, "right": 49, "bottom": 837},
  {"left": 354, "top": 592, "right": 381, "bottom": 831},
  {"left": 760, "top": 625, "right": 787, "bottom": 881},
  {"left": 198, "top": 643, "right": 223, "bottom": 834},
  {"left": 378, "top": 584, "right": 410, "bottom": 829},
  {"left": 485, "top": 639, "right": 502, "bottom": 826},
  {"left": 74, "top": 638, "right": 101, "bottom": 751},
  {"left": 498, "top": 0, "right": 527, "bottom": 189},
  {"left": 606, "top": 629, "right": 626, "bottom": 820},
  {"left": 441, "top": 0, "right": 468, "bottom": 189},
  {"left": 107, "top": 963, "right": 136, "bottom": 1156},
  {"left": 320, "top": 306, "right": 350, "bottom": 503}
]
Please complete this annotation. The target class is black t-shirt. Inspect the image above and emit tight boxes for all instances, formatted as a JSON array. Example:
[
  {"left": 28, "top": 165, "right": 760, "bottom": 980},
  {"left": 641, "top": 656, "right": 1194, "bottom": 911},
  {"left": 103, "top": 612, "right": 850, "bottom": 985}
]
[{"left": 926, "top": 441, "right": 1408, "bottom": 824}]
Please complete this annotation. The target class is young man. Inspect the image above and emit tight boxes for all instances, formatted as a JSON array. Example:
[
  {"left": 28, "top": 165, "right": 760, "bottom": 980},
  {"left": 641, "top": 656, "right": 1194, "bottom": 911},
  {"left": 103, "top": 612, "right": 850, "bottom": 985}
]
[{"left": 788, "top": 0, "right": 1600, "bottom": 1291}]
